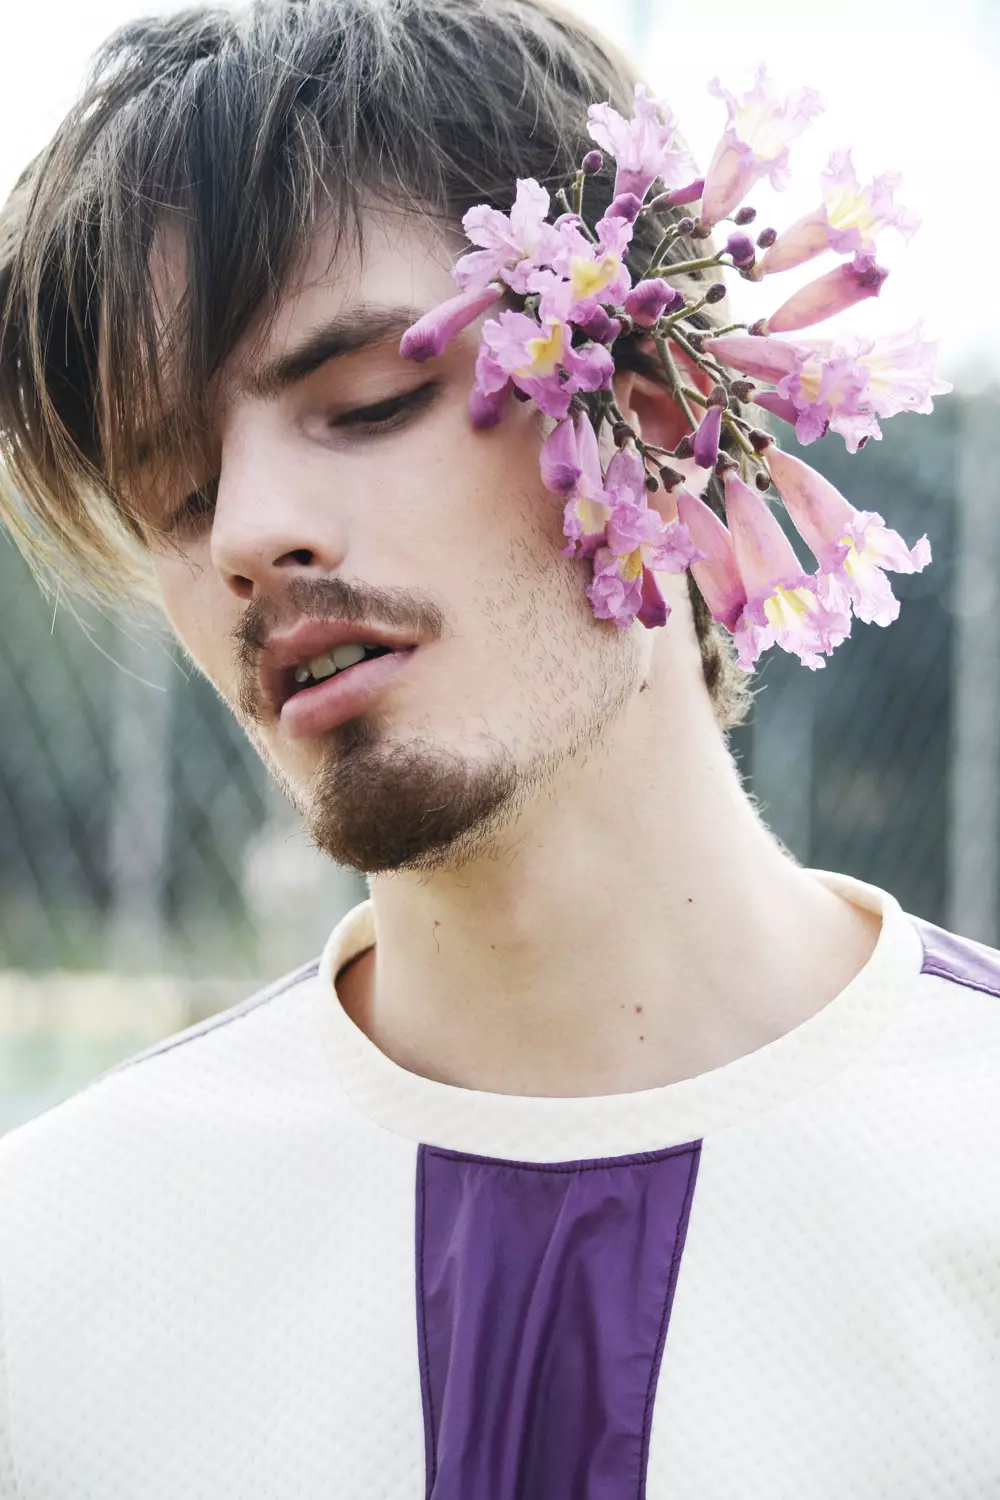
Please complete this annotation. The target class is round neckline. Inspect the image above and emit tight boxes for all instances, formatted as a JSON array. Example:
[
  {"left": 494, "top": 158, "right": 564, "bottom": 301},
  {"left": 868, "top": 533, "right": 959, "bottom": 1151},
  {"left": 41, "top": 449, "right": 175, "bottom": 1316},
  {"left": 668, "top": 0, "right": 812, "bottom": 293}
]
[{"left": 316, "top": 870, "right": 924, "bottom": 1160}]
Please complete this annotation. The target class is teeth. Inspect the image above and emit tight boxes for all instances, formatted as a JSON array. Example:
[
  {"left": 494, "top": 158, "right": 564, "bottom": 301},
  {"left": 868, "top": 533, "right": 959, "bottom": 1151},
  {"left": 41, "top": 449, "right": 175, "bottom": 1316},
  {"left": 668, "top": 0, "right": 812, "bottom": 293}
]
[
  {"left": 307, "top": 652, "right": 338, "bottom": 681},
  {"left": 333, "top": 643, "right": 367, "bottom": 670},
  {"left": 293, "top": 643, "right": 394, "bottom": 690}
]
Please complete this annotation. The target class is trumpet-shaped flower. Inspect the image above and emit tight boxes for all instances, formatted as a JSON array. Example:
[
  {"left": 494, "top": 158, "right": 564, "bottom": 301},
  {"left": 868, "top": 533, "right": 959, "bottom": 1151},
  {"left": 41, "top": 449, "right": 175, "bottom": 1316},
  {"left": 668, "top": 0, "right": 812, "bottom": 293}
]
[
  {"left": 453, "top": 179, "right": 565, "bottom": 296},
  {"left": 530, "top": 217, "right": 634, "bottom": 325},
  {"left": 675, "top": 488, "right": 746, "bottom": 630},
  {"left": 701, "top": 67, "right": 823, "bottom": 228},
  {"left": 539, "top": 413, "right": 614, "bottom": 555},
  {"left": 692, "top": 403, "right": 724, "bottom": 468},
  {"left": 758, "top": 149, "right": 919, "bottom": 276},
  {"left": 724, "top": 472, "right": 851, "bottom": 668},
  {"left": 399, "top": 282, "right": 505, "bottom": 363},
  {"left": 765, "top": 446, "right": 931, "bottom": 625},
  {"left": 588, "top": 494, "right": 700, "bottom": 629},
  {"left": 473, "top": 296, "right": 614, "bottom": 423},
  {"left": 624, "top": 277, "right": 683, "bottom": 328},
  {"left": 766, "top": 252, "right": 888, "bottom": 333},
  {"left": 587, "top": 83, "right": 699, "bottom": 204},
  {"left": 708, "top": 325, "right": 952, "bottom": 452}
]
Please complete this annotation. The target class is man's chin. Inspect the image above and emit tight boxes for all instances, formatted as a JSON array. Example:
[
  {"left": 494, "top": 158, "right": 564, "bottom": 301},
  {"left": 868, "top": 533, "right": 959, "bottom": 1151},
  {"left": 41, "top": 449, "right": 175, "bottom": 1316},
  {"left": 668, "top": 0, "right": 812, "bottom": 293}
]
[{"left": 299, "top": 727, "right": 522, "bottom": 874}]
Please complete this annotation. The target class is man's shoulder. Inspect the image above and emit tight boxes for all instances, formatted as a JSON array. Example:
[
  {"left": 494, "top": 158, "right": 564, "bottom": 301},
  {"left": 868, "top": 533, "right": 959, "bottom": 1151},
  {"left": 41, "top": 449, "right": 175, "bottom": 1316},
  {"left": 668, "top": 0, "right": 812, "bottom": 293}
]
[{"left": 0, "top": 956, "right": 324, "bottom": 1177}]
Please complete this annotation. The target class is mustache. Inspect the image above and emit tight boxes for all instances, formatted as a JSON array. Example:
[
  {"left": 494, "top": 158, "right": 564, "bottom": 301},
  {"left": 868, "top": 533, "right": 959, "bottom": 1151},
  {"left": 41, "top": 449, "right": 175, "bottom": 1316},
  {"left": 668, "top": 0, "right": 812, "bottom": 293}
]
[{"left": 232, "top": 574, "right": 447, "bottom": 723}]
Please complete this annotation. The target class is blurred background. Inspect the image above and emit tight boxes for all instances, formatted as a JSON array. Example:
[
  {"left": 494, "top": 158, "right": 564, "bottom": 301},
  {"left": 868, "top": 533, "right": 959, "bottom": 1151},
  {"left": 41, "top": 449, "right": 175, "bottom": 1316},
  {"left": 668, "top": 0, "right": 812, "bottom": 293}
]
[{"left": 1, "top": 0, "right": 996, "bottom": 1132}]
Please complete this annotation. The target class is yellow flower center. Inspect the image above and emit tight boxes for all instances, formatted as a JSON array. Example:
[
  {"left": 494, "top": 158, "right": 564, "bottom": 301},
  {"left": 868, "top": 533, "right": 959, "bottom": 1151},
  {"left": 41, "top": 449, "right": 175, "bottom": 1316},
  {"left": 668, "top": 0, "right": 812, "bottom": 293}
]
[
  {"left": 763, "top": 584, "right": 816, "bottom": 630},
  {"left": 519, "top": 319, "right": 564, "bottom": 378},
  {"left": 823, "top": 183, "right": 877, "bottom": 239},
  {"left": 620, "top": 548, "right": 644, "bottom": 582},
  {"left": 570, "top": 252, "right": 621, "bottom": 303}
]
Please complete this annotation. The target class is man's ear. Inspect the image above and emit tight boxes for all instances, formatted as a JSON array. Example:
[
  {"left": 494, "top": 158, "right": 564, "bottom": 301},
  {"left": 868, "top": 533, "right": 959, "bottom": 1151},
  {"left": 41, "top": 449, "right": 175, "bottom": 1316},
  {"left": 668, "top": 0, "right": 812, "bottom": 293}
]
[{"left": 612, "top": 338, "right": 714, "bottom": 452}]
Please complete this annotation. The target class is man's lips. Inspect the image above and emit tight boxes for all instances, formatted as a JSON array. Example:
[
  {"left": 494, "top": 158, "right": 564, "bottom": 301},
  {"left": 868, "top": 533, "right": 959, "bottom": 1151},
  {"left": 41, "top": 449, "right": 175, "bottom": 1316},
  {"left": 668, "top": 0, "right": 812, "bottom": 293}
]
[
  {"left": 257, "top": 620, "right": 420, "bottom": 717},
  {"left": 279, "top": 646, "right": 417, "bottom": 739}
]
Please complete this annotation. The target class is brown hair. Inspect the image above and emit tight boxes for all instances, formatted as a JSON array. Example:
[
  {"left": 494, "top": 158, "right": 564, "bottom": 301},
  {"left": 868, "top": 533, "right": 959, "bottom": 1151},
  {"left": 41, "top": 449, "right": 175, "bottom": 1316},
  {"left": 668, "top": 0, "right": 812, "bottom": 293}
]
[{"left": 0, "top": 0, "right": 750, "bottom": 726}]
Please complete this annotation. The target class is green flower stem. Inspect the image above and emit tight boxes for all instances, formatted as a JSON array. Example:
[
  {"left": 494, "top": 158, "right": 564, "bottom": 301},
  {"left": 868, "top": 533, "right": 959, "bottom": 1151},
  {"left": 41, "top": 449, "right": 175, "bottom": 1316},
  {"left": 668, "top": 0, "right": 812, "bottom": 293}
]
[
  {"left": 554, "top": 189, "right": 596, "bottom": 240},
  {"left": 653, "top": 336, "right": 698, "bottom": 432},
  {"left": 646, "top": 253, "right": 726, "bottom": 278},
  {"left": 667, "top": 325, "right": 731, "bottom": 385},
  {"left": 722, "top": 412, "right": 759, "bottom": 461},
  {"left": 646, "top": 223, "right": 686, "bottom": 272},
  {"left": 572, "top": 170, "right": 585, "bottom": 218},
  {"left": 681, "top": 385, "right": 709, "bottom": 409}
]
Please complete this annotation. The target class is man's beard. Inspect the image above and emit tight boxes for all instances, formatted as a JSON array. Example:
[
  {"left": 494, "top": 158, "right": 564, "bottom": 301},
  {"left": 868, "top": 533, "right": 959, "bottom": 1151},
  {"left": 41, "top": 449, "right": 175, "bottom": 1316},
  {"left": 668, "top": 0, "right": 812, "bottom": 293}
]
[
  {"left": 251, "top": 652, "right": 636, "bottom": 875},
  {"left": 304, "top": 716, "right": 523, "bottom": 873},
  {"left": 231, "top": 547, "right": 639, "bottom": 874}
]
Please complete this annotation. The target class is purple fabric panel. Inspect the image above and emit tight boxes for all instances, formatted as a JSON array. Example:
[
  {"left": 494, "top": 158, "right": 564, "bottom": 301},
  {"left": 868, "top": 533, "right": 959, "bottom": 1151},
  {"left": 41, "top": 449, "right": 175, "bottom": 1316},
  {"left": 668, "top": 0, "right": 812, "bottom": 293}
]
[
  {"left": 415, "top": 1141, "right": 701, "bottom": 1500},
  {"left": 914, "top": 916, "right": 1000, "bottom": 998}
]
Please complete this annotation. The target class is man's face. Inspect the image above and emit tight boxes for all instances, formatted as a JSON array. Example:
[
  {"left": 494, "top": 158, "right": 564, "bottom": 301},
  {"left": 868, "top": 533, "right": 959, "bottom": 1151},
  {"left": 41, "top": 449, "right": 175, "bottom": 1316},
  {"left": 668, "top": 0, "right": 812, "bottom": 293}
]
[{"left": 147, "top": 210, "right": 674, "bottom": 873}]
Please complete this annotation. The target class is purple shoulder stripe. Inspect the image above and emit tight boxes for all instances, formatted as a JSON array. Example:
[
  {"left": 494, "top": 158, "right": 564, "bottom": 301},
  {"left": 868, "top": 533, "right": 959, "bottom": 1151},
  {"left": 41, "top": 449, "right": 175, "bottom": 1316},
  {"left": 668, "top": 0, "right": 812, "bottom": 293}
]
[
  {"left": 415, "top": 1140, "right": 700, "bottom": 1500},
  {"left": 913, "top": 917, "right": 1000, "bottom": 999},
  {"left": 88, "top": 957, "right": 322, "bottom": 1088}
]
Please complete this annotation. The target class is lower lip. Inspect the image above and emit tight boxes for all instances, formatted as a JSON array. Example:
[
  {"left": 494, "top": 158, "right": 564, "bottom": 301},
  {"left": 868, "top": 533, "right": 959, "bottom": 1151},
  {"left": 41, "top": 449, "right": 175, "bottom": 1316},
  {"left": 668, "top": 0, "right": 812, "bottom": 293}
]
[{"left": 279, "top": 649, "right": 416, "bottom": 739}]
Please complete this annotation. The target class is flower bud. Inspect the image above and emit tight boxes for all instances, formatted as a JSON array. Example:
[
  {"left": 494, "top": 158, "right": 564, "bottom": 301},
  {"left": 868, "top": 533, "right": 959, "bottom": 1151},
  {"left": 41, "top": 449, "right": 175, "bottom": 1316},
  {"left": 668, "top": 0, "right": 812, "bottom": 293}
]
[
  {"left": 663, "top": 178, "right": 705, "bottom": 209},
  {"left": 658, "top": 464, "right": 685, "bottom": 490},
  {"left": 725, "top": 232, "right": 756, "bottom": 269},
  {"left": 756, "top": 226, "right": 778, "bottom": 249},
  {"left": 707, "top": 384, "right": 729, "bottom": 408},
  {"left": 750, "top": 429, "right": 774, "bottom": 454},
  {"left": 674, "top": 216, "right": 696, "bottom": 236},
  {"left": 705, "top": 282, "right": 727, "bottom": 304},
  {"left": 734, "top": 206, "right": 757, "bottom": 226},
  {"left": 582, "top": 150, "right": 604, "bottom": 175},
  {"left": 731, "top": 380, "right": 756, "bottom": 403},
  {"left": 673, "top": 435, "right": 695, "bottom": 460},
  {"left": 607, "top": 191, "right": 644, "bottom": 224},
  {"left": 754, "top": 470, "right": 772, "bottom": 491},
  {"left": 686, "top": 332, "right": 705, "bottom": 352},
  {"left": 645, "top": 474, "right": 660, "bottom": 492}
]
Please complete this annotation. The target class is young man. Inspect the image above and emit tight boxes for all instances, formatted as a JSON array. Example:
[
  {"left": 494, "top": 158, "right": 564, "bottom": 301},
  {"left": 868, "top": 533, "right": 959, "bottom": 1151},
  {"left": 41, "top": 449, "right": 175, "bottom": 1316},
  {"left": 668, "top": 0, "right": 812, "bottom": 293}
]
[{"left": 0, "top": 1, "right": 996, "bottom": 1495}]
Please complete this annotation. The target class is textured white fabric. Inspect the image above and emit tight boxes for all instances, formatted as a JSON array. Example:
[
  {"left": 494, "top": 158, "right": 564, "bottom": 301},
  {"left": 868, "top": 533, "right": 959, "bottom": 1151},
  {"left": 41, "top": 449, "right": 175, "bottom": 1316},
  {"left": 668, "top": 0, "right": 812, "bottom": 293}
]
[{"left": 0, "top": 871, "right": 997, "bottom": 1497}]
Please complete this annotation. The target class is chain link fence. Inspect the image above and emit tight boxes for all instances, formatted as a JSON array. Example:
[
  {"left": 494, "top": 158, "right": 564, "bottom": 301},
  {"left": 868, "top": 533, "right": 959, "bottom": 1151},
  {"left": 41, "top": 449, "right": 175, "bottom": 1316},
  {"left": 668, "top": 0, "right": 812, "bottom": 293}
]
[{"left": 1, "top": 391, "right": 989, "bottom": 1129}]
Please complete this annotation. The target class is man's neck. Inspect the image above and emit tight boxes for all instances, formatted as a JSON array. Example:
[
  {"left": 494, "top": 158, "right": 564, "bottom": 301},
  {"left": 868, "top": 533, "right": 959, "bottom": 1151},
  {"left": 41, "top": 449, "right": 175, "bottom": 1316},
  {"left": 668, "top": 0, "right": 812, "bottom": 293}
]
[{"left": 335, "top": 664, "right": 881, "bottom": 1098}]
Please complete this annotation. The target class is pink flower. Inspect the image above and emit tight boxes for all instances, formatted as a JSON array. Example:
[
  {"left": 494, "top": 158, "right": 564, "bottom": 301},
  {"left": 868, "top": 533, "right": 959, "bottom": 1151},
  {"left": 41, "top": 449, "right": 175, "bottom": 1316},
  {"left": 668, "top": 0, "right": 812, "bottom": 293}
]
[
  {"left": 474, "top": 296, "right": 614, "bottom": 423},
  {"left": 623, "top": 277, "right": 682, "bottom": 328},
  {"left": 675, "top": 488, "right": 746, "bottom": 630},
  {"left": 701, "top": 67, "right": 823, "bottom": 229},
  {"left": 766, "top": 252, "right": 888, "bottom": 333},
  {"left": 530, "top": 217, "right": 633, "bottom": 326},
  {"left": 758, "top": 149, "right": 919, "bottom": 276},
  {"left": 588, "top": 494, "right": 700, "bottom": 629},
  {"left": 708, "top": 325, "right": 952, "bottom": 453},
  {"left": 468, "top": 379, "right": 514, "bottom": 430},
  {"left": 692, "top": 403, "right": 724, "bottom": 468},
  {"left": 454, "top": 179, "right": 566, "bottom": 296},
  {"left": 587, "top": 83, "right": 699, "bottom": 204},
  {"left": 765, "top": 447, "right": 931, "bottom": 626},
  {"left": 724, "top": 472, "right": 851, "bottom": 669},
  {"left": 539, "top": 413, "right": 614, "bottom": 556},
  {"left": 399, "top": 283, "right": 505, "bottom": 362}
]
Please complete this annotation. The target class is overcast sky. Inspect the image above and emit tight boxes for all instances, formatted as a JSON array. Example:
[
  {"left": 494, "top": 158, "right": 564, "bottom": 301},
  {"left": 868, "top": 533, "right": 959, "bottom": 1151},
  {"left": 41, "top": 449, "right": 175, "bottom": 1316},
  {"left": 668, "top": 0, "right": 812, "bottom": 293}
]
[{"left": 1, "top": 0, "right": 991, "bottom": 386}]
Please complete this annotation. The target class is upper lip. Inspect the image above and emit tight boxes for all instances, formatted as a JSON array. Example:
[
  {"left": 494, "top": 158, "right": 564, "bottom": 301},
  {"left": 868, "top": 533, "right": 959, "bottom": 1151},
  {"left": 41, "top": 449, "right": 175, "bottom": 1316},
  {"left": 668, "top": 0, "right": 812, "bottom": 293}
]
[{"left": 257, "top": 620, "right": 418, "bottom": 715}]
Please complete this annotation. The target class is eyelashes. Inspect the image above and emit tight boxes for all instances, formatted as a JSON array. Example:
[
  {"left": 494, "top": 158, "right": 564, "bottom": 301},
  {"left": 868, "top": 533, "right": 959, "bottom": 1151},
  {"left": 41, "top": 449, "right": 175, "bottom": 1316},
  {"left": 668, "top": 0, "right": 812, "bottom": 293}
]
[{"left": 162, "top": 380, "right": 442, "bottom": 536}]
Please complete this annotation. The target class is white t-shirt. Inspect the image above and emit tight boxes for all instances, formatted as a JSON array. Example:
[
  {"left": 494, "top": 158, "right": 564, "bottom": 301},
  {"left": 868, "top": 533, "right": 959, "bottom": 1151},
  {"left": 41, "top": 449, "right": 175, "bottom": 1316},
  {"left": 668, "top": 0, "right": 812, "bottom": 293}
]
[{"left": 1, "top": 870, "right": 998, "bottom": 1498}]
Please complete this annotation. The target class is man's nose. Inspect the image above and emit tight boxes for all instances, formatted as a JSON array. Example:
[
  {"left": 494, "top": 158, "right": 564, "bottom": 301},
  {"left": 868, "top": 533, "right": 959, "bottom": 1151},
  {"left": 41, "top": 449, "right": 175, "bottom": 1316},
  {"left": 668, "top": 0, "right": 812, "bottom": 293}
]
[{"left": 209, "top": 426, "right": 347, "bottom": 601}]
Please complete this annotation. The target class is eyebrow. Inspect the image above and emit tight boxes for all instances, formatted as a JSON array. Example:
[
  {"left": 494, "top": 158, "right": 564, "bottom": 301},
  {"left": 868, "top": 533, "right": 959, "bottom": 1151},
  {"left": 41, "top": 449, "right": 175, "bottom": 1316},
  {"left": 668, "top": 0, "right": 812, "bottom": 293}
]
[
  {"left": 134, "top": 302, "right": 429, "bottom": 467},
  {"left": 238, "top": 301, "right": 430, "bottom": 401}
]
